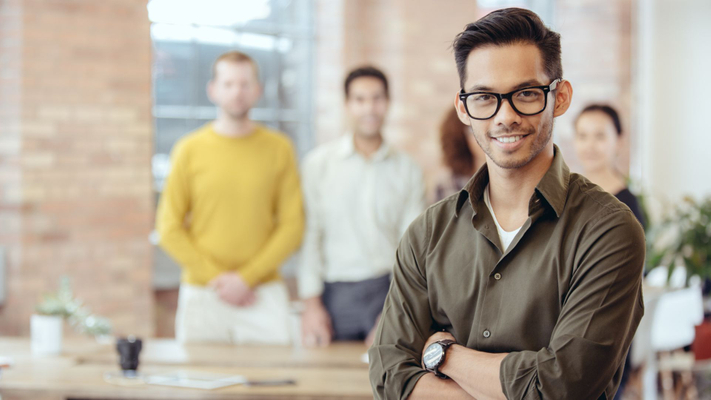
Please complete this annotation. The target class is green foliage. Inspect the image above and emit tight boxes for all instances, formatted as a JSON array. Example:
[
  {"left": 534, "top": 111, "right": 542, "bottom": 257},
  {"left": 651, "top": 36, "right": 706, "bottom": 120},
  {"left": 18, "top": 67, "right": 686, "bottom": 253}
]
[
  {"left": 647, "top": 196, "right": 711, "bottom": 286},
  {"left": 35, "top": 276, "right": 113, "bottom": 337},
  {"left": 35, "top": 276, "right": 77, "bottom": 318}
]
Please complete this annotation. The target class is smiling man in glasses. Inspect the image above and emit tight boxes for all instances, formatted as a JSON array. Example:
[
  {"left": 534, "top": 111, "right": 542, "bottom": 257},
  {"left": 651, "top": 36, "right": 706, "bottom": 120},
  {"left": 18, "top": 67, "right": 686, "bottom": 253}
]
[{"left": 368, "top": 8, "right": 645, "bottom": 400}]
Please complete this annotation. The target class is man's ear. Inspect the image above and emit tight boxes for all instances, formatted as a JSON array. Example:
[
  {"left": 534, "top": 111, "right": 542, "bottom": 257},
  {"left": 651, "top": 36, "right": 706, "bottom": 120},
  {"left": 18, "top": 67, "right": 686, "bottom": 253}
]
[
  {"left": 454, "top": 93, "right": 472, "bottom": 126},
  {"left": 553, "top": 79, "right": 573, "bottom": 118}
]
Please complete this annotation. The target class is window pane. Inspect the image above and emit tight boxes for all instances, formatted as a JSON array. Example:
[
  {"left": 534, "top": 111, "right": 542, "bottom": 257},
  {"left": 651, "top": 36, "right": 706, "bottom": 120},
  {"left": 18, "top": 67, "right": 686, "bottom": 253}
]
[
  {"left": 153, "top": 40, "right": 193, "bottom": 106},
  {"left": 279, "top": 122, "right": 313, "bottom": 158},
  {"left": 280, "top": 37, "right": 311, "bottom": 113},
  {"left": 154, "top": 118, "right": 188, "bottom": 156}
]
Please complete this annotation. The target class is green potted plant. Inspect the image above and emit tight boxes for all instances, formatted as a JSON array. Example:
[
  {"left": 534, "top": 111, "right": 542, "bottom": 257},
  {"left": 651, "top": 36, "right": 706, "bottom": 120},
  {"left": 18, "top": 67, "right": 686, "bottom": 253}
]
[
  {"left": 647, "top": 196, "right": 711, "bottom": 360},
  {"left": 32, "top": 277, "right": 112, "bottom": 355},
  {"left": 647, "top": 196, "right": 711, "bottom": 288}
]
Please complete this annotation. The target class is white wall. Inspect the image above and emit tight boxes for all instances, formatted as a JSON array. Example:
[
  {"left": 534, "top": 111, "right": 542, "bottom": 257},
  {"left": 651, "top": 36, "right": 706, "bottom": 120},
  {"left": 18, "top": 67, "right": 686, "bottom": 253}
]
[{"left": 637, "top": 0, "right": 711, "bottom": 205}]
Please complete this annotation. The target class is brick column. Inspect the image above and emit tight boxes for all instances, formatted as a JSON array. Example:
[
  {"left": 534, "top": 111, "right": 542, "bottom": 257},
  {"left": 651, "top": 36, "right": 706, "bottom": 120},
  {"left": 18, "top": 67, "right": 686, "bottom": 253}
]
[
  {"left": 0, "top": 0, "right": 154, "bottom": 337},
  {"left": 0, "top": 0, "right": 24, "bottom": 327}
]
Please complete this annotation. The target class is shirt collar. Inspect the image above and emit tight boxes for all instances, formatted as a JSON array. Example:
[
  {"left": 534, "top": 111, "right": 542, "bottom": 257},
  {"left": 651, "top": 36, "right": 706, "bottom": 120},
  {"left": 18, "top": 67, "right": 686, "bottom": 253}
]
[
  {"left": 455, "top": 144, "right": 570, "bottom": 218},
  {"left": 336, "top": 133, "right": 392, "bottom": 161}
]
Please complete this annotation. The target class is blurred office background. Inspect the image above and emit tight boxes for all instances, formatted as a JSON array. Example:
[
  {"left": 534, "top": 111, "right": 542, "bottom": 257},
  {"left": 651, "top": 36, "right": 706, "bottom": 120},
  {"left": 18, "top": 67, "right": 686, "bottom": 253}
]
[{"left": 0, "top": 0, "right": 710, "bottom": 396}]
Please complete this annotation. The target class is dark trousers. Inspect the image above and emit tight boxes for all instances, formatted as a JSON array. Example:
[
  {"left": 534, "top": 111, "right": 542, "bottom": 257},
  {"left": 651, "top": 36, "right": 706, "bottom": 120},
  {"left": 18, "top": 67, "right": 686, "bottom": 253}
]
[{"left": 322, "top": 274, "right": 391, "bottom": 341}]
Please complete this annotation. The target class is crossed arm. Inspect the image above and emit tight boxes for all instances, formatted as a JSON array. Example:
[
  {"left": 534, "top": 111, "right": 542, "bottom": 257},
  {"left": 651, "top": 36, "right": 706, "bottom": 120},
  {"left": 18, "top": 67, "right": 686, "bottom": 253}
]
[{"left": 409, "top": 331, "right": 506, "bottom": 400}]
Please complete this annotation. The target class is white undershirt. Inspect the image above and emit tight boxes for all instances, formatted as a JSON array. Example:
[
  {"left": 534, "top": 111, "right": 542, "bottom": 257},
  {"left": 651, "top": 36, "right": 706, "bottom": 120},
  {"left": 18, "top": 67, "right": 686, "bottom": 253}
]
[{"left": 484, "top": 185, "right": 523, "bottom": 252}]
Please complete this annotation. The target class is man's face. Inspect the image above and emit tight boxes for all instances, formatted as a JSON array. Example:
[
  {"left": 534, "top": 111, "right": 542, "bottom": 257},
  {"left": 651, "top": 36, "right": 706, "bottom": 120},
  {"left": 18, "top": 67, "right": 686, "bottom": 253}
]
[
  {"left": 345, "top": 77, "right": 389, "bottom": 138},
  {"left": 455, "top": 43, "right": 562, "bottom": 170},
  {"left": 208, "top": 61, "right": 261, "bottom": 120}
]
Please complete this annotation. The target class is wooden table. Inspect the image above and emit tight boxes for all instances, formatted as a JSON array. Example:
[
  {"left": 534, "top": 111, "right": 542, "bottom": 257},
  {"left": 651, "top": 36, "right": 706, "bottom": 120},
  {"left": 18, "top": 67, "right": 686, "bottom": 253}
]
[
  {"left": 0, "top": 337, "right": 370, "bottom": 369},
  {"left": 0, "top": 338, "right": 373, "bottom": 400}
]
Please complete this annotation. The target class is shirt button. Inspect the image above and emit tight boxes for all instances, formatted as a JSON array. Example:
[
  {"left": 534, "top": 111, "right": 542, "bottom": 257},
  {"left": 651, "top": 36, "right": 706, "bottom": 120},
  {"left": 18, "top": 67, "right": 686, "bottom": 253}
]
[
  {"left": 494, "top": 273, "right": 502, "bottom": 280},
  {"left": 483, "top": 330, "right": 491, "bottom": 338}
]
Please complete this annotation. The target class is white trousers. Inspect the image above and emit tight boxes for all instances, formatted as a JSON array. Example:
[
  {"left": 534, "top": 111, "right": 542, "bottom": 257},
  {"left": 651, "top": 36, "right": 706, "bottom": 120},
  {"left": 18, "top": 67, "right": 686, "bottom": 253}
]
[{"left": 175, "top": 281, "right": 291, "bottom": 345}]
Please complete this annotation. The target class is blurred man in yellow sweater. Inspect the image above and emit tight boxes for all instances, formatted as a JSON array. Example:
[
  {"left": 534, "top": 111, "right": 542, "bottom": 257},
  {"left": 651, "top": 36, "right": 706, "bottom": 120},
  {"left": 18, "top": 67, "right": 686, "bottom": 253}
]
[{"left": 156, "top": 51, "right": 305, "bottom": 345}]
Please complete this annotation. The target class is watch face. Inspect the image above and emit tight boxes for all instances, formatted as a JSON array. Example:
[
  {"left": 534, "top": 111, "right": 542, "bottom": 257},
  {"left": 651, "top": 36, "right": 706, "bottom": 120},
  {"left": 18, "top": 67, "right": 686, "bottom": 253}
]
[{"left": 423, "top": 343, "right": 444, "bottom": 369}]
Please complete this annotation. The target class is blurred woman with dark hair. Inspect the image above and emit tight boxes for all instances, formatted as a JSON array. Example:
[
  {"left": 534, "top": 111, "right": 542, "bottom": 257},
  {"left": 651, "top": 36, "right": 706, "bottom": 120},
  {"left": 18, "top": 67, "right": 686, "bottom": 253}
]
[
  {"left": 574, "top": 104, "right": 646, "bottom": 229},
  {"left": 434, "top": 107, "right": 486, "bottom": 202}
]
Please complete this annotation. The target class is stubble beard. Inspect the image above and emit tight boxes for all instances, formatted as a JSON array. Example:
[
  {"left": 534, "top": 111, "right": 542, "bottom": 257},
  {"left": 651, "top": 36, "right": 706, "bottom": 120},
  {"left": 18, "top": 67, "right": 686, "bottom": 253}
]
[{"left": 470, "top": 117, "right": 554, "bottom": 170}]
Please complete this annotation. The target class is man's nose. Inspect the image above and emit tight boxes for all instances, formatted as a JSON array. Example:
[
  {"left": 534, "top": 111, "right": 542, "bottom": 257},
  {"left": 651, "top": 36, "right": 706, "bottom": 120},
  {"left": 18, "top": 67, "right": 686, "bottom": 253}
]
[{"left": 493, "top": 97, "right": 522, "bottom": 127}]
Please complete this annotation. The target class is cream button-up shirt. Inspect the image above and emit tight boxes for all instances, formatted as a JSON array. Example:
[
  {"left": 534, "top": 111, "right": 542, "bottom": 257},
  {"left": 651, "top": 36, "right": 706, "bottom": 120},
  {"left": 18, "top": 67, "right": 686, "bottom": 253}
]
[{"left": 298, "top": 134, "right": 426, "bottom": 299}]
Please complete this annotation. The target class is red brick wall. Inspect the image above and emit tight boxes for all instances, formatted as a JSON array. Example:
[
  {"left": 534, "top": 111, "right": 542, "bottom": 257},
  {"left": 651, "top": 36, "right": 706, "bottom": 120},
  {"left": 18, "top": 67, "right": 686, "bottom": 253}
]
[{"left": 0, "top": 0, "right": 154, "bottom": 337}]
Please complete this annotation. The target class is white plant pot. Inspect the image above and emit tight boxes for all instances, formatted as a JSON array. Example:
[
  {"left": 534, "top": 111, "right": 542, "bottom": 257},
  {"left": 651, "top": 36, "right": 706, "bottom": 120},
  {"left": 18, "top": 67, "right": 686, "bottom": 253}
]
[{"left": 31, "top": 314, "right": 63, "bottom": 356}]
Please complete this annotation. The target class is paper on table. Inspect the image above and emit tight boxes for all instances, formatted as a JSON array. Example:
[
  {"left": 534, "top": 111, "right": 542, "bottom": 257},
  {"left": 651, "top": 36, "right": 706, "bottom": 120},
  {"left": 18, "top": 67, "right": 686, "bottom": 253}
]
[{"left": 145, "top": 370, "right": 247, "bottom": 390}]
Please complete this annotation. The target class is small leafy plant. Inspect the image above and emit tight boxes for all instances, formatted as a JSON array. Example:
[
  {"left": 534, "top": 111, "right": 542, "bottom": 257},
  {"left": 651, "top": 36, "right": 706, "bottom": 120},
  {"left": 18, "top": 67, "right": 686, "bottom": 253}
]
[
  {"left": 36, "top": 276, "right": 113, "bottom": 337},
  {"left": 647, "top": 196, "right": 711, "bottom": 287}
]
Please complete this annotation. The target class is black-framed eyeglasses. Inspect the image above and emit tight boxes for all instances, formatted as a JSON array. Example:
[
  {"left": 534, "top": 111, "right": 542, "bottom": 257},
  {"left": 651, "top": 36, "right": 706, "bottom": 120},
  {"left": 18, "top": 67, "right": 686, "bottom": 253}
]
[{"left": 459, "top": 79, "right": 562, "bottom": 120}]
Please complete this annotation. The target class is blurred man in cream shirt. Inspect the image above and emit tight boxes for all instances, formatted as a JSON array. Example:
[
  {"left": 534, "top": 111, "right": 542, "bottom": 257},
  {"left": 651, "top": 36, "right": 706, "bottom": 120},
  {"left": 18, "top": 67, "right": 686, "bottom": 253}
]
[{"left": 299, "top": 66, "right": 425, "bottom": 347}]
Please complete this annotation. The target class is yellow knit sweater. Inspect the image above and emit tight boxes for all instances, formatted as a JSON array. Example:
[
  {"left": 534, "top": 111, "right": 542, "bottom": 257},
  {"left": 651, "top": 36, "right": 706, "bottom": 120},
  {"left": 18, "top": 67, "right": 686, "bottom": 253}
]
[{"left": 156, "top": 123, "right": 305, "bottom": 287}]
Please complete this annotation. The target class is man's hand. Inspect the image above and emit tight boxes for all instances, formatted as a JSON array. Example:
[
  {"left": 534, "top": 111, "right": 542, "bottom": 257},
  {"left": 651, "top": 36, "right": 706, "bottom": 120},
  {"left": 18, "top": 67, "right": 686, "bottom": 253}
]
[
  {"left": 422, "top": 330, "right": 456, "bottom": 367},
  {"left": 301, "top": 297, "right": 333, "bottom": 347},
  {"left": 419, "top": 330, "right": 508, "bottom": 400},
  {"left": 208, "top": 272, "right": 256, "bottom": 307}
]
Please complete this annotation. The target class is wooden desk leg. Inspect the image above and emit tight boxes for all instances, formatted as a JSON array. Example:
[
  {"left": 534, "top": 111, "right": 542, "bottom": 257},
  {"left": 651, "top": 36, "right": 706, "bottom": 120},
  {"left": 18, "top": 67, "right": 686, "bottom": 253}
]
[
  {"left": 659, "top": 352, "right": 675, "bottom": 400},
  {"left": 680, "top": 370, "right": 698, "bottom": 400}
]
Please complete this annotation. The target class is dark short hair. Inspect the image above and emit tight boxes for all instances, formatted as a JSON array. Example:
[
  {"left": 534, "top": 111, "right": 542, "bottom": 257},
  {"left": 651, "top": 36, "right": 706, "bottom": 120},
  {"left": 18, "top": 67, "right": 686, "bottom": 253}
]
[
  {"left": 576, "top": 104, "right": 623, "bottom": 136},
  {"left": 452, "top": 8, "right": 562, "bottom": 89},
  {"left": 344, "top": 66, "right": 389, "bottom": 99}
]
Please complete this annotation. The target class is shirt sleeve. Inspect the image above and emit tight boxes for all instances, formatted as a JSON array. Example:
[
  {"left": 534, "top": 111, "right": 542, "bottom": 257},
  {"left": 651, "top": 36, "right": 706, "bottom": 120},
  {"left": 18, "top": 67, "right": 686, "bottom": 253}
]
[
  {"left": 618, "top": 190, "right": 647, "bottom": 230},
  {"left": 399, "top": 160, "right": 426, "bottom": 238},
  {"left": 499, "top": 209, "right": 645, "bottom": 400},
  {"left": 297, "top": 152, "right": 326, "bottom": 299},
  {"left": 368, "top": 211, "right": 433, "bottom": 400},
  {"left": 239, "top": 138, "right": 306, "bottom": 287},
  {"left": 156, "top": 140, "right": 223, "bottom": 285}
]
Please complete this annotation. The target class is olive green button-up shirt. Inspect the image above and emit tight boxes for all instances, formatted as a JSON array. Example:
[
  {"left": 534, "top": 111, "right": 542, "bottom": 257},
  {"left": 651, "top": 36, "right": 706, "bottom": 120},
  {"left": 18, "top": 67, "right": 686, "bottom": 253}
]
[{"left": 368, "top": 146, "right": 645, "bottom": 400}]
